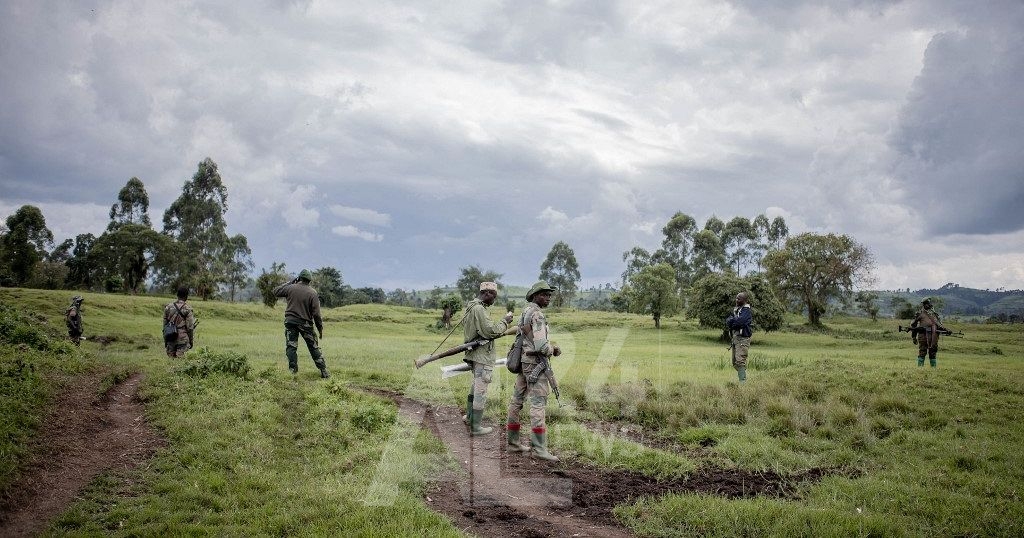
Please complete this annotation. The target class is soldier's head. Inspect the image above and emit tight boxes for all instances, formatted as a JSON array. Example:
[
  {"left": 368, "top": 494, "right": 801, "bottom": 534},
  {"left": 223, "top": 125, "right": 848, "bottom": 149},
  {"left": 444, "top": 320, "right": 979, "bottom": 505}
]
[
  {"left": 297, "top": 269, "right": 313, "bottom": 283},
  {"left": 177, "top": 286, "right": 189, "bottom": 300},
  {"left": 735, "top": 292, "right": 748, "bottom": 306},
  {"left": 922, "top": 298, "right": 932, "bottom": 309},
  {"left": 71, "top": 295, "right": 83, "bottom": 306},
  {"left": 526, "top": 281, "right": 556, "bottom": 308},
  {"left": 478, "top": 281, "right": 498, "bottom": 305}
]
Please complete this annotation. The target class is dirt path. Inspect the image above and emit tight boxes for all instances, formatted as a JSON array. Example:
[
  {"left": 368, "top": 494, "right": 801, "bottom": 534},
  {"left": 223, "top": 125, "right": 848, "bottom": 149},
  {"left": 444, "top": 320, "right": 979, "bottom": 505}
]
[
  {"left": 0, "top": 371, "right": 165, "bottom": 537},
  {"left": 373, "top": 389, "right": 834, "bottom": 538}
]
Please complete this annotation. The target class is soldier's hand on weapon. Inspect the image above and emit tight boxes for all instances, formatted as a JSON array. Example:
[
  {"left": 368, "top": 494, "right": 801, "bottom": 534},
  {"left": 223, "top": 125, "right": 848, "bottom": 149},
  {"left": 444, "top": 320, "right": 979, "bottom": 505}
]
[{"left": 504, "top": 311, "right": 514, "bottom": 324}]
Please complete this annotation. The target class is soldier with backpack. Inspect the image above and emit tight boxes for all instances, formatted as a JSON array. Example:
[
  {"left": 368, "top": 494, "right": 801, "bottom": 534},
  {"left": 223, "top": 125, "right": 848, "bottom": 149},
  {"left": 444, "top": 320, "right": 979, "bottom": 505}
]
[
  {"left": 65, "top": 296, "right": 84, "bottom": 346},
  {"left": 163, "top": 286, "right": 196, "bottom": 358},
  {"left": 505, "top": 281, "right": 561, "bottom": 461}
]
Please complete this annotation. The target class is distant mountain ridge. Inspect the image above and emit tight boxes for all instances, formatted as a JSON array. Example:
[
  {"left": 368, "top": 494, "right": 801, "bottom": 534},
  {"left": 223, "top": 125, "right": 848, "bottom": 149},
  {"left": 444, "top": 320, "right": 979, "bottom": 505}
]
[{"left": 872, "top": 283, "right": 1024, "bottom": 317}]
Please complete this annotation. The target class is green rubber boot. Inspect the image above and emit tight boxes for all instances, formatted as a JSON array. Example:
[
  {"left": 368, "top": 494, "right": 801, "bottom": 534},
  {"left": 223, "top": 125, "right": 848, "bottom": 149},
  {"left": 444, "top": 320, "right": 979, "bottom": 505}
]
[
  {"left": 530, "top": 429, "right": 559, "bottom": 461},
  {"left": 470, "top": 409, "right": 493, "bottom": 436},
  {"left": 737, "top": 367, "right": 747, "bottom": 382},
  {"left": 930, "top": 357, "right": 937, "bottom": 368},
  {"left": 506, "top": 423, "right": 530, "bottom": 452},
  {"left": 917, "top": 356, "right": 925, "bottom": 367}
]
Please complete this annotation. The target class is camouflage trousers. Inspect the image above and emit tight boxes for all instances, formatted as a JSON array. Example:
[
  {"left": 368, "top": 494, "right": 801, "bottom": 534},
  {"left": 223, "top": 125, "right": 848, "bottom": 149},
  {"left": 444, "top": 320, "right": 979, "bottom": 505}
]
[
  {"left": 506, "top": 361, "right": 551, "bottom": 433},
  {"left": 165, "top": 342, "right": 189, "bottom": 358},
  {"left": 285, "top": 320, "right": 326, "bottom": 372},
  {"left": 68, "top": 330, "right": 82, "bottom": 347},
  {"left": 731, "top": 335, "right": 750, "bottom": 369},
  {"left": 917, "top": 336, "right": 938, "bottom": 360},
  {"left": 470, "top": 362, "right": 494, "bottom": 411}
]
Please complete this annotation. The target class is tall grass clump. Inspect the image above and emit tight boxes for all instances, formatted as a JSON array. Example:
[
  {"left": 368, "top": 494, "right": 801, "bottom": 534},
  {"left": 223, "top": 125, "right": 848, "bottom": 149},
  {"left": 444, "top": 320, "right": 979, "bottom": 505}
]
[{"left": 176, "top": 347, "right": 252, "bottom": 379}]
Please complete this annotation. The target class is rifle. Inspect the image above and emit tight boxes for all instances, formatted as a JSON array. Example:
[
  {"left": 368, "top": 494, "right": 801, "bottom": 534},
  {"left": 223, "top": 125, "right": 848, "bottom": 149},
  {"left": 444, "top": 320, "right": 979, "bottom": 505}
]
[
  {"left": 413, "top": 326, "right": 517, "bottom": 369},
  {"left": 441, "top": 358, "right": 507, "bottom": 379},
  {"left": 526, "top": 355, "right": 561, "bottom": 404},
  {"left": 188, "top": 320, "right": 200, "bottom": 349},
  {"left": 897, "top": 325, "right": 964, "bottom": 338}
]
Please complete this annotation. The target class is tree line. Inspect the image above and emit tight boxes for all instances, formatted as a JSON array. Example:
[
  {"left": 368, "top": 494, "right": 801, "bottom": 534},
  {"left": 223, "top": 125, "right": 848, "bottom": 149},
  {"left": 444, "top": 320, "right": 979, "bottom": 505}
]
[
  {"left": 610, "top": 211, "right": 874, "bottom": 330},
  {"left": 0, "top": 158, "right": 252, "bottom": 299},
  {"left": 2, "top": 160, "right": 877, "bottom": 330}
]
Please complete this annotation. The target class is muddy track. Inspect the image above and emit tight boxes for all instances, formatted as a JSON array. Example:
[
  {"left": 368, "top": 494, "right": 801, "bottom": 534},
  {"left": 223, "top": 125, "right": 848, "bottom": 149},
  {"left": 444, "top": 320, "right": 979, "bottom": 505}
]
[
  {"left": 0, "top": 371, "right": 165, "bottom": 537},
  {"left": 369, "top": 389, "right": 837, "bottom": 538}
]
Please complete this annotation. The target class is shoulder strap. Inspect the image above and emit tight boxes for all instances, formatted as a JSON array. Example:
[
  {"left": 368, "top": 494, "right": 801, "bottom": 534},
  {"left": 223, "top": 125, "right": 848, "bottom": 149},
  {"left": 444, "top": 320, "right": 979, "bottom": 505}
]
[
  {"left": 520, "top": 307, "right": 535, "bottom": 337},
  {"left": 171, "top": 302, "right": 186, "bottom": 326}
]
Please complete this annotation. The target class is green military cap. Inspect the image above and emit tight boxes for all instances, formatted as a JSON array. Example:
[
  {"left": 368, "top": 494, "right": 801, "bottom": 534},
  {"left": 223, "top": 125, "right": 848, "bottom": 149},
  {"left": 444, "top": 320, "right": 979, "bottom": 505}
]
[
  {"left": 526, "top": 280, "right": 557, "bottom": 301},
  {"left": 297, "top": 269, "right": 313, "bottom": 281},
  {"left": 922, "top": 298, "right": 932, "bottom": 307}
]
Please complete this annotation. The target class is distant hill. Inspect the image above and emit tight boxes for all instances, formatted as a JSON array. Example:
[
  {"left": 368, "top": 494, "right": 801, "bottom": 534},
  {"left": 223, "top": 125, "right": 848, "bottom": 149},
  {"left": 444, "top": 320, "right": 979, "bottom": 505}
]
[{"left": 863, "top": 283, "right": 1024, "bottom": 318}]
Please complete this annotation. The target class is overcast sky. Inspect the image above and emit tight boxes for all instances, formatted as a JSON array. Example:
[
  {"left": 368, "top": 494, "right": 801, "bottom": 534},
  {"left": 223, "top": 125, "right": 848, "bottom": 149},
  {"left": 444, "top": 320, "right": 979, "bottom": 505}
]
[{"left": 2, "top": 0, "right": 1022, "bottom": 291}]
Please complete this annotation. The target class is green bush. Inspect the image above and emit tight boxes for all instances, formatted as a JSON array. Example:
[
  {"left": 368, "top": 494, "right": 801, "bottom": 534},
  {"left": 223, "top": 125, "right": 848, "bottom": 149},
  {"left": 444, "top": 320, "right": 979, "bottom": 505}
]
[{"left": 176, "top": 347, "right": 251, "bottom": 379}]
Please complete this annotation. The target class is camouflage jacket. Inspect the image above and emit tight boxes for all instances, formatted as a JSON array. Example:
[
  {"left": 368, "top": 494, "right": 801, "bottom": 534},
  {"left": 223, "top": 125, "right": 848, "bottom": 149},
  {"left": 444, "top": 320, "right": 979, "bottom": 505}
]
[
  {"left": 911, "top": 308, "right": 942, "bottom": 330},
  {"left": 65, "top": 306, "right": 82, "bottom": 332},
  {"left": 520, "top": 301, "right": 553, "bottom": 364},
  {"left": 462, "top": 299, "right": 511, "bottom": 365},
  {"left": 163, "top": 300, "right": 196, "bottom": 346}
]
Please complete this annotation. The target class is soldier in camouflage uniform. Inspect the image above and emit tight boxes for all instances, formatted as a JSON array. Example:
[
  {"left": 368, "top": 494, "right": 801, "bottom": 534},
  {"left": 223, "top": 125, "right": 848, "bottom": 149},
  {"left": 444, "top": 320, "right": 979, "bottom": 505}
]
[
  {"left": 65, "top": 296, "right": 84, "bottom": 346},
  {"left": 506, "top": 280, "right": 561, "bottom": 461},
  {"left": 163, "top": 287, "right": 196, "bottom": 358},
  {"left": 274, "top": 269, "right": 330, "bottom": 378},
  {"left": 911, "top": 298, "right": 946, "bottom": 368},
  {"left": 461, "top": 282, "right": 514, "bottom": 436}
]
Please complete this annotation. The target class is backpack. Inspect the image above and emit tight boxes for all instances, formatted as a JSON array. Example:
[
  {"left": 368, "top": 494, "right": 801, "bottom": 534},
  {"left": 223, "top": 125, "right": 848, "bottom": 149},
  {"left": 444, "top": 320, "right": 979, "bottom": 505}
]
[
  {"left": 164, "top": 302, "right": 185, "bottom": 344},
  {"left": 506, "top": 310, "right": 530, "bottom": 374},
  {"left": 65, "top": 306, "right": 81, "bottom": 332}
]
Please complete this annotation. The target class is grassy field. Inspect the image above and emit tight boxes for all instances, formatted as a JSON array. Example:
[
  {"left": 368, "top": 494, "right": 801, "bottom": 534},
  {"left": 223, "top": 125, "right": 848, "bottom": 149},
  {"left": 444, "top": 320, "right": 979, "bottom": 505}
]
[{"left": 2, "top": 287, "right": 1023, "bottom": 536}]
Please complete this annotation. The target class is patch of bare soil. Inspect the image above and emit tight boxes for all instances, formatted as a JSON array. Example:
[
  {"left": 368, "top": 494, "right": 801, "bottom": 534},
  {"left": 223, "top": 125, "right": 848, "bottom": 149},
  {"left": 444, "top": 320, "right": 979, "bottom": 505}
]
[
  {"left": 0, "top": 371, "right": 165, "bottom": 537},
  {"left": 369, "top": 389, "right": 837, "bottom": 538}
]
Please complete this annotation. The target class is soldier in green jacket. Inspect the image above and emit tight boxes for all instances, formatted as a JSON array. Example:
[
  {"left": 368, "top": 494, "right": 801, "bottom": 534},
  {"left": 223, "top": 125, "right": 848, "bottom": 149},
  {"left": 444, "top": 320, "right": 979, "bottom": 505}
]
[
  {"left": 462, "top": 281, "right": 514, "bottom": 436},
  {"left": 274, "top": 269, "right": 330, "bottom": 378}
]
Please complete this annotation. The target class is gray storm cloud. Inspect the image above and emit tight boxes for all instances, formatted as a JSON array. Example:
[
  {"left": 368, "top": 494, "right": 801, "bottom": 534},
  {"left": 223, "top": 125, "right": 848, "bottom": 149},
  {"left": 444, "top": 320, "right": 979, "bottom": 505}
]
[{"left": 889, "top": 5, "right": 1024, "bottom": 235}]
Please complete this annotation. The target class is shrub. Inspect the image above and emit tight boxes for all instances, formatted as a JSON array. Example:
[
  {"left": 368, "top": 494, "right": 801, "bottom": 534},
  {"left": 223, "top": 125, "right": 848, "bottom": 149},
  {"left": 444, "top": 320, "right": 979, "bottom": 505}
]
[{"left": 177, "top": 347, "right": 251, "bottom": 379}]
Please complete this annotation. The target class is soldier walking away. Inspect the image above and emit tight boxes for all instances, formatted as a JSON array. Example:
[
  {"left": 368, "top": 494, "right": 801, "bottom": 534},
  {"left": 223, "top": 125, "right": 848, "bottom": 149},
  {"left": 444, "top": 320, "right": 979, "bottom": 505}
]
[
  {"left": 163, "top": 287, "right": 196, "bottom": 358},
  {"left": 462, "top": 281, "right": 514, "bottom": 436},
  {"left": 506, "top": 280, "right": 561, "bottom": 461},
  {"left": 726, "top": 292, "right": 753, "bottom": 382},
  {"left": 65, "top": 296, "right": 84, "bottom": 346},
  {"left": 442, "top": 305, "right": 453, "bottom": 330},
  {"left": 911, "top": 298, "right": 946, "bottom": 368},
  {"left": 274, "top": 269, "right": 330, "bottom": 378}
]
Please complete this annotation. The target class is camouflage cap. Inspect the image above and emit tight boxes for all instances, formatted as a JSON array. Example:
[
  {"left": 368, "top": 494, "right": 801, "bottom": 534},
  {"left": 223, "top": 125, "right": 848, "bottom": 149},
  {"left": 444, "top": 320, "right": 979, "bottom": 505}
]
[
  {"left": 526, "top": 280, "right": 556, "bottom": 301},
  {"left": 71, "top": 295, "right": 84, "bottom": 304},
  {"left": 479, "top": 281, "right": 497, "bottom": 292},
  {"left": 297, "top": 269, "right": 313, "bottom": 281}
]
